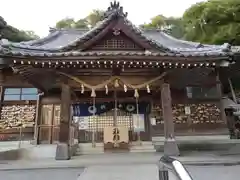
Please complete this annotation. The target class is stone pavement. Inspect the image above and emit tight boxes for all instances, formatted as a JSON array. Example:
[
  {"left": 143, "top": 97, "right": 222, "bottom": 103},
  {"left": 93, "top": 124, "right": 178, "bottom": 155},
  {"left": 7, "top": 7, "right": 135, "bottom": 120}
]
[
  {"left": 77, "top": 164, "right": 240, "bottom": 180},
  {"left": 78, "top": 164, "right": 158, "bottom": 180},
  {"left": 0, "top": 141, "right": 32, "bottom": 152},
  {"left": 1, "top": 152, "right": 240, "bottom": 170}
]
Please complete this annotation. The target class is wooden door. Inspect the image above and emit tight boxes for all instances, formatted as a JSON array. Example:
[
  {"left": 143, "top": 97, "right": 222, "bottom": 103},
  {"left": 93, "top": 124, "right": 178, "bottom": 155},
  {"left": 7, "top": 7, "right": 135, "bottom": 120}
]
[
  {"left": 52, "top": 105, "right": 61, "bottom": 143},
  {"left": 39, "top": 105, "right": 53, "bottom": 143}
]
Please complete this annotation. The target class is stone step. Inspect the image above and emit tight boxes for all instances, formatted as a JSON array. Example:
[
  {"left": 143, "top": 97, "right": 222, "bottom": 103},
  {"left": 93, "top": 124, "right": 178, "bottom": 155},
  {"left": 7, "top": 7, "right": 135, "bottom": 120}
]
[
  {"left": 130, "top": 149, "right": 156, "bottom": 153},
  {"left": 130, "top": 142, "right": 156, "bottom": 153},
  {"left": 78, "top": 143, "right": 104, "bottom": 148},
  {"left": 130, "top": 145, "right": 155, "bottom": 150},
  {"left": 76, "top": 143, "right": 104, "bottom": 155},
  {"left": 131, "top": 141, "right": 153, "bottom": 146}
]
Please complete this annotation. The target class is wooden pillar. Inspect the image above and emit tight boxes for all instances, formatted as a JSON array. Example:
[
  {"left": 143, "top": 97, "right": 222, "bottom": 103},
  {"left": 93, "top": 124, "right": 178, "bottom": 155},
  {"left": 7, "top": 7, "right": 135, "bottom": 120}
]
[
  {"left": 0, "top": 70, "right": 5, "bottom": 119},
  {"left": 216, "top": 72, "right": 227, "bottom": 124},
  {"left": 33, "top": 92, "right": 43, "bottom": 145},
  {"left": 161, "top": 83, "right": 180, "bottom": 156},
  {"left": 55, "top": 83, "right": 71, "bottom": 160}
]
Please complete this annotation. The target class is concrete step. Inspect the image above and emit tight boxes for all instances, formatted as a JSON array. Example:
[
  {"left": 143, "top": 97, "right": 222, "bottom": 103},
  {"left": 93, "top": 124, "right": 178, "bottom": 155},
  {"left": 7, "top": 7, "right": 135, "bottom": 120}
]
[
  {"left": 76, "top": 143, "right": 104, "bottom": 155},
  {"left": 130, "top": 142, "right": 156, "bottom": 153},
  {"left": 131, "top": 141, "right": 153, "bottom": 146},
  {"left": 130, "top": 145, "right": 155, "bottom": 150},
  {"left": 130, "top": 149, "right": 156, "bottom": 153}
]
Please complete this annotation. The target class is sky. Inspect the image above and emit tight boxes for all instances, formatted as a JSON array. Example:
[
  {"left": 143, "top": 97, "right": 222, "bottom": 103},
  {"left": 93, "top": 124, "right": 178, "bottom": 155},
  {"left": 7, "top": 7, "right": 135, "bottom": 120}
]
[{"left": 1, "top": 0, "right": 205, "bottom": 37}]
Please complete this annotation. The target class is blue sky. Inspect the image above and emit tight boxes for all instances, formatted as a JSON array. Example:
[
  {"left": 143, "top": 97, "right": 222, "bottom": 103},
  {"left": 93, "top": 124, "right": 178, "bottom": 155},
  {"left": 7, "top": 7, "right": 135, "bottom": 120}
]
[{"left": 1, "top": 0, "right": 205, "bottom": 37}]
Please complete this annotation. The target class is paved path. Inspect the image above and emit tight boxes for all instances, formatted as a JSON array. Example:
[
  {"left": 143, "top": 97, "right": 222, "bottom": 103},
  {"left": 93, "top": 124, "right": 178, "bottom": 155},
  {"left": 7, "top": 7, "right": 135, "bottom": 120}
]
[
  {"left": 1, "top": 152, "right": 240, "bottom": 170},
  {"left": 0, "top": 141, "right": 32, "bottom": 152},
  {"left": 0, "top": 165, "right": 238, "bottom": 180},
  {"left": 0, "top": 168, "right": 84, "bottom": 180},
  {"left": 78, "top": 164, "right": 240, "bottom": 180}
]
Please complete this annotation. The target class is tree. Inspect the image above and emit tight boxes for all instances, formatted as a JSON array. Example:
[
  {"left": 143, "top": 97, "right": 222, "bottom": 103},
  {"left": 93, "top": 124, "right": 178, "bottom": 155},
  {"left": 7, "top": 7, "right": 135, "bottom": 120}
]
[
  {"left": 182, "top": 0, "right": 240, "bottom": 45},
  {"left": 140, "top": 15, "right": 167, "bottom": 29},
  {"left": 140, "top": 15, "right": 185, "bottom": 38},
  {"left": 24, "top": 31, "right": 39, "bottom": 40},
  {"left": 55, "top": 9, "right": 105, "bottom": 29},
  {"left": 0, "top": 16, "right": 39, "bottom": 42},
  {"left": 55, "top": 18, "right": 76, "bottom": 29},
  {"left": 85, "top": 10, "right": 105, "bottom": 27},
  {"left": 74, "top": 19, "right": 88, "bottom": 29}
]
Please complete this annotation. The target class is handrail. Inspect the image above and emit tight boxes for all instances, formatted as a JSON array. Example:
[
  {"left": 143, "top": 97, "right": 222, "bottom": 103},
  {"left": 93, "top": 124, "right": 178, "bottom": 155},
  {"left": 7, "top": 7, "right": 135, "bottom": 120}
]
[{"left": 158, "top": 156, "right": 193, "bottom": 180}]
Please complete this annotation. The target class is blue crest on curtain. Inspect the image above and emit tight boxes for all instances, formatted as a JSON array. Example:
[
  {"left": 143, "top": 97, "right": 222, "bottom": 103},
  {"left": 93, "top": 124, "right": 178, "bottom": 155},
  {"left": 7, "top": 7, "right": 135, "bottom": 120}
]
[
  {"left": 118, "top": 102, "right": 150, "bottom": 114},
  {"left": 72, "top": 101, "right": 151, "bottom": 117}
]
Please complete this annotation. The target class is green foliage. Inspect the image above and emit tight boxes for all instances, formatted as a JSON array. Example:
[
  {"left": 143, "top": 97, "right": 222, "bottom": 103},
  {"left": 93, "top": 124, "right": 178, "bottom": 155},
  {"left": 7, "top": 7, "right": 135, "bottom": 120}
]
[
  {"left": 55, "top": 18, "right": 76, "bottom": 29},
  {"left": 55, "top": 9, "right": 105, "bottom": 29},
  {"left": 141, "top": 15, "right": 167, "bottom": 29},
  {"left": 183, "top": 0, "right": 240, "bottom": 45},
  {"left": 140, "top": 15, "right": 185, "bottom": 39},
  {"left": 85, "top": 10, "right": 105, "bottom": 27},
  {"left": 0, "top": 16, "right": 39, "bottom": 42}
]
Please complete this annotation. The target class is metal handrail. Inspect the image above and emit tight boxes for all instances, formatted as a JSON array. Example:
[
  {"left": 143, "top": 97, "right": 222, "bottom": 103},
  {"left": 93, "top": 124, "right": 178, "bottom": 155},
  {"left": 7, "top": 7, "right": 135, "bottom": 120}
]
[{"left": 158, "top": 156, "right": 193, "bottom": 180}]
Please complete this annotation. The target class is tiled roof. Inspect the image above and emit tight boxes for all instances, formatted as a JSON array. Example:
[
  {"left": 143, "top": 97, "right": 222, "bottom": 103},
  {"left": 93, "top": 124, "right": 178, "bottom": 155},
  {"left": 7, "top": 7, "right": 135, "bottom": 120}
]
[
  {"left": 0, "top": 1, "right": 233, "bottom": 58},
  {"left": 0, "top": 48, "right": 230, "bottom": 58},
  {"left": 232, "top": 46, "right": 240, "bottom": 53}
]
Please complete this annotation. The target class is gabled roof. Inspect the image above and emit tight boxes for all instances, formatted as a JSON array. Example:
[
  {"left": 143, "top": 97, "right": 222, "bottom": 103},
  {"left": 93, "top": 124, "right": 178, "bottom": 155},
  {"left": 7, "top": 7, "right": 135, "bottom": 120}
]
[{"left": 0, "top": 1, "right": 232, "bottom": 58}]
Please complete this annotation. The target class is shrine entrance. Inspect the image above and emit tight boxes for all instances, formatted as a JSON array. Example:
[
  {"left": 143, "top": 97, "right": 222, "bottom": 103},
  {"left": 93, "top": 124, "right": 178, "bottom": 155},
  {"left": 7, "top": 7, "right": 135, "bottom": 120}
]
[
  {"left": 77, "top": 108, "right": 134, "bottom": 143},
  {"left": 73, "top": 100, "right": 150, "bottom": 145}
]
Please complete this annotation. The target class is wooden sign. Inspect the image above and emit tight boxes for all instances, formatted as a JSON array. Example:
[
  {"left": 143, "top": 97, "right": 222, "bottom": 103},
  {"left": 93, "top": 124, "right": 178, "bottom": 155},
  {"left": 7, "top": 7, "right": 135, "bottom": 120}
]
[
  {"left": 132, "top": 114, "right": 145, "bottom": 132},
  {"left": 103, "top": 126, "right": 129, "bottom": 144}
]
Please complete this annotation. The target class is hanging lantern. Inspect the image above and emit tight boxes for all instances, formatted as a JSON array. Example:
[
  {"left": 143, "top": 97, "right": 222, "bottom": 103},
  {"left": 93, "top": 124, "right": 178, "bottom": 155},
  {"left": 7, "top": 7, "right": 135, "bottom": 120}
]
[
  {"left": 91, "top": 88, "right": 96, "bottom": 97},
  {"left": 81, "top": 84, "right": 84, "bottom": 94},
  {"left": 124, "top": 84, "right": 127, "bottom": 92},
  {"left": 114, "top": 79, "right": 119, "bottom": 87},
  {"left": 134, "top": 89, "right": 139, "bottom": 98},
  {"left": 146, "top": 84, "right": 150, "bottom": 93},
  {"left": 105, "top": 85, "right": 108, "bottom": 94}
]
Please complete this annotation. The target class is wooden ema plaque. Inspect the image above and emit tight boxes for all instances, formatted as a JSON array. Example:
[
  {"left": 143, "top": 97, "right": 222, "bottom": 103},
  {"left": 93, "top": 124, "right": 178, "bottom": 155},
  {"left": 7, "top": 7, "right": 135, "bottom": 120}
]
[{"left": 103, "top": 126, "right": 129, "bottom": 150}]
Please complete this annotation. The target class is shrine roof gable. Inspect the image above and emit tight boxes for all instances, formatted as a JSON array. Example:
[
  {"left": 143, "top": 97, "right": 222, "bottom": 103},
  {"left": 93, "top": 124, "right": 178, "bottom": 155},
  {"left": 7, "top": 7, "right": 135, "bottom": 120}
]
[{"left": 0, "top": 1, "right": 233, "bottom": 58}]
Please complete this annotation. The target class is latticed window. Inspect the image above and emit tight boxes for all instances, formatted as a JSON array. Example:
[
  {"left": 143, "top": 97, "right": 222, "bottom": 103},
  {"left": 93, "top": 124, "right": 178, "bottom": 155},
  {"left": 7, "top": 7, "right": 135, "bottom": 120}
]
[
  {"left": 89, "top": 33, "right": 142, "bottom": 50},
  {"left": 186, "top": 86, "right": 218, "bottom": 99},
  {"left": 4, "top": 88, "right": 38, "bottom": 101}
]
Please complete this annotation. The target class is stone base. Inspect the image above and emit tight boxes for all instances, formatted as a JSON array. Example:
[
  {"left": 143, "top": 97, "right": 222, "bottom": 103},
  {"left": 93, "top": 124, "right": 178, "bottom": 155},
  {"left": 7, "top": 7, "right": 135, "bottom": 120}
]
[
  {"left": 104, "top": 142, "right": 129, "bottom": 151},
  {"left": 225, "top": 144, "right": 240, "bottom": 155},
  {"left": 55, "top": 143, "right": 71, "bottom": 160},
  {"left": 164, "top": 140, "right": 180, "bottom": 156}
]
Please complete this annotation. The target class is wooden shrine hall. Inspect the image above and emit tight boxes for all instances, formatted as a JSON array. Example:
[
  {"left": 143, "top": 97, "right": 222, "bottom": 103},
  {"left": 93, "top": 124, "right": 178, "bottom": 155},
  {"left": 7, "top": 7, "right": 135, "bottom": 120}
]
[{"left": 0, "top": 1, "right": 239, "bottom": 159}]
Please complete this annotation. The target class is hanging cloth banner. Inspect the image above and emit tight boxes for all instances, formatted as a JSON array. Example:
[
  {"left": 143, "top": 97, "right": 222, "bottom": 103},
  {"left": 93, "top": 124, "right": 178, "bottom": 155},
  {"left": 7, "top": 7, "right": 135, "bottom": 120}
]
[
  {"left": 72, "top": 101, "right": 151, "bottom": 117},
  {"left": 118, "top": 102, "right": 151, "bottom": 114},
  {"left": 72, "top": 102, "right": 114, "bottom": 116}
]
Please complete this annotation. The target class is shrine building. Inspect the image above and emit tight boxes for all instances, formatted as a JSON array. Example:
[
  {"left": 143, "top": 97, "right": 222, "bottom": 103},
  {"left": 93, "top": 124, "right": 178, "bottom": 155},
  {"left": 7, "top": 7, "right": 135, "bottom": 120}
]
[{"left": 0, "top": 1, "right": 239, "bottom": 159}]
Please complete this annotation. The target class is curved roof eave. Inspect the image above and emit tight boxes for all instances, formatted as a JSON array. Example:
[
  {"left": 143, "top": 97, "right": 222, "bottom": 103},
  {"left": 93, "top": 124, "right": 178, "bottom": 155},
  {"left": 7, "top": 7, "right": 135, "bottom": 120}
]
[{"left": 0, "top": 2, "right": 232, "bottom": 55}]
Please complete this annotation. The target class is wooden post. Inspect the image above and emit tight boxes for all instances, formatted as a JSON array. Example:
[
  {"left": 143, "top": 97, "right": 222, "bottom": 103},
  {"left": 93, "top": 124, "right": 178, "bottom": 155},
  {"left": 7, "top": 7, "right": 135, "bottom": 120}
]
[
  {"left": 33, "top": 92, "right": 43, "bottom": 145},
  {"left": 55, "top": 83, "right": 71, "bottom": 160},
  {"left": 0, "top": 70, "right": 5, "bottom": 119},
  {"left": 216, "top": 72, "right": 227, "bottom": 124},
  {"left": 228, "top": 78, "right": 237, "bottom": 103},
  {"left": 161, "top": 83, "right": 180, "bottom": 156}
]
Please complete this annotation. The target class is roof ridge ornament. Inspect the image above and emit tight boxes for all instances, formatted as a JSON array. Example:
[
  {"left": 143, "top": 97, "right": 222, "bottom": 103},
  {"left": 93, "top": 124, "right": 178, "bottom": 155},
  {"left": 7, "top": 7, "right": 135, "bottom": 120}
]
[{"left": 104, "top": 1, "right": 128, "bottom": 18}]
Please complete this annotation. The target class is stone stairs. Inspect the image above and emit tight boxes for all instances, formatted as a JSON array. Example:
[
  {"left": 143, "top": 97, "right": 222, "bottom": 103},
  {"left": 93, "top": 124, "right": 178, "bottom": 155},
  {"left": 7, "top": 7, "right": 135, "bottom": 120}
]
[
  {"left": 76, "top": 141, "right": 156, "bottom": 155},
  {"left": 76, "top": 143, "right": 104, "bottom": 155},
  {"left": 129, "top": 141, "right": 156, "bottom": 153}
]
